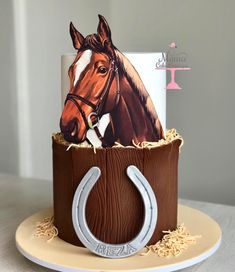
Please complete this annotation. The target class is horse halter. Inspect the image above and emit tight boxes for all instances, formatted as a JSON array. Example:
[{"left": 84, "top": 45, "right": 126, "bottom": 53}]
[{"left": 64, "top": 57, "right": 120, "bottom": 145}]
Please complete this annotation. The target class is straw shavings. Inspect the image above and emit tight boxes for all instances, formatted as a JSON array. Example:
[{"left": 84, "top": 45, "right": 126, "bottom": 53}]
[
  {"left": 141, "top": 224, "right": 201, "bottom": 257},
  {"left": 53, "top": 128, "right": 183, "bottom": 153},
  {"left": 34, "top": 216, "right": 58, "bottom": 242}
]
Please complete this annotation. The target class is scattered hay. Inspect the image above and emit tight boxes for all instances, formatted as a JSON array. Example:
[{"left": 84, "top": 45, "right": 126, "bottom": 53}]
[
  {"left": 53, "top": 129, "right": 183, "bottom": 152},
  {"left": 141, "top": 224, "right": 201, "bottom": 257},
  {"left": 34, "top": 216, "right": 58, "bottom": 242}
]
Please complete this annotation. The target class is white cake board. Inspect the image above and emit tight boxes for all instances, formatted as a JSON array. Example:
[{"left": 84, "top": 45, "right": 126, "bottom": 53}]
[{"left": 15, "top": 205, "right": 221, "bottom": 272}]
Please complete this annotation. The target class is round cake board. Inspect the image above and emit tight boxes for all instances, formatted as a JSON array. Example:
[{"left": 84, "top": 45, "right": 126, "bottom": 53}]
[{"left": 15, "top": 205, "right": 221, "bottom": 272}]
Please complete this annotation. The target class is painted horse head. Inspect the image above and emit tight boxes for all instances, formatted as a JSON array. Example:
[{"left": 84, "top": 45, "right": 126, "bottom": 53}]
[{"left": 60, "top": 15, "right": 164, "bottom": 146}]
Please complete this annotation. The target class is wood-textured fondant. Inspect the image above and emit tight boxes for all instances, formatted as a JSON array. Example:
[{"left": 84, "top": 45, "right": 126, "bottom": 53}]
[{"left": 53, "top": 138, "right": 181, "bottom": 247}]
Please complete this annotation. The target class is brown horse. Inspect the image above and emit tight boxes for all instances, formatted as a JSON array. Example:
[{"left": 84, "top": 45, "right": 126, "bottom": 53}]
[{"left": 60, "top": 15, "right": 164, "bottom": 147}]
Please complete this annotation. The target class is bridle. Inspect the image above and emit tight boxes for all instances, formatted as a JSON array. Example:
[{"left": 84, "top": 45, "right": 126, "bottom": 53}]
[{"left": 64, "top": 57, "right": 120, "bottom": 146}]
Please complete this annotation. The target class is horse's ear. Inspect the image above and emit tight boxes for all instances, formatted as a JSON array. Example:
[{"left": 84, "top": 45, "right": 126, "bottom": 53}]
[
  {"left": 70, "top": 22, "right": 84, "bottom": 50},
  {"left": 97, "top": 15, "right": 112, "bottom": 46}
]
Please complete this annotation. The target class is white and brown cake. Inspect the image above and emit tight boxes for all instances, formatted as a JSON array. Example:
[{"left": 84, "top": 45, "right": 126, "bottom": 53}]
[{"left": 52, "top": 15, "right": 182, "bottom": 254}]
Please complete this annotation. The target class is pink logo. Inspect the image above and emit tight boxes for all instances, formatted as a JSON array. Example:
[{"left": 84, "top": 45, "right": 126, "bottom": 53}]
[{"left": 156, "top": 42, "right": 191, "bottom": 90}]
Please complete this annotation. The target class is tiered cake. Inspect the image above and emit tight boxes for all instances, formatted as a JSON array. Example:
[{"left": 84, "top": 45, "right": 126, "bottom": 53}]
[{"left": 53, "top": 15, "right": 182, "bottom": 257}]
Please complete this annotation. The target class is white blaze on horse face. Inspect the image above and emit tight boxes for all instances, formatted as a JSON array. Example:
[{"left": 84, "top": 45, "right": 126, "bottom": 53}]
[{"left": 74, "top": 50, "right": 92, "bottom": 86}]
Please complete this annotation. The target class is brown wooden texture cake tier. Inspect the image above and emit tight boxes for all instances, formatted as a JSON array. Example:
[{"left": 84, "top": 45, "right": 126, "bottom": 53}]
[{"left": 52, "top": 135, "right": 182, "bottom": 247}]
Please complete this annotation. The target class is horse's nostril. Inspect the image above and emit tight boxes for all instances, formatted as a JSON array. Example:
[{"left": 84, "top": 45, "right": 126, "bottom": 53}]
[
  {"left": 70, "top": 120, "right": 78, "bottom": 137},
  {"left": 68, "top": 119, "right": 79, "bottom": 136},
  {"left": 60, "top": 118, "right": 80, "bottom": 142}
]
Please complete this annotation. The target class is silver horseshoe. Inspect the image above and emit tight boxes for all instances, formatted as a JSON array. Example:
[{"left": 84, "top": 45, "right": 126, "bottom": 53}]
[{"left": 72, "top": 165, "right": 158, "bottom": 258}]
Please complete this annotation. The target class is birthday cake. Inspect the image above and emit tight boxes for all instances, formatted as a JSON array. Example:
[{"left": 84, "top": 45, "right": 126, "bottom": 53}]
[{"left": 52, "top": 15, "right": 182, "bottom": 258}]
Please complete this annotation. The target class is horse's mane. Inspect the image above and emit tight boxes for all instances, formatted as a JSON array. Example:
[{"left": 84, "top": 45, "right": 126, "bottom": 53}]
[{"left": 115, "top": 50, "right": 159, "bottom": 132}]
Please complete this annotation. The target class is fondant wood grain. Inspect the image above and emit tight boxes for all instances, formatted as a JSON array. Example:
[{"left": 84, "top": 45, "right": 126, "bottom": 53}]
[{"left": 52, "top": 138, "right": 181, "bottom": 247}]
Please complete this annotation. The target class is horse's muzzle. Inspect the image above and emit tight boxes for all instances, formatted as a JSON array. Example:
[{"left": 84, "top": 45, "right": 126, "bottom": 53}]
[{"left": 60, "top": 117, "right": 81, "bottom": 143}]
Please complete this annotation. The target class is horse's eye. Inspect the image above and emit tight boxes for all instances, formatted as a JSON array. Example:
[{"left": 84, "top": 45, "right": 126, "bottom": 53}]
[{"left": 98, "top": 66, "right": 108, "bottom": 74}]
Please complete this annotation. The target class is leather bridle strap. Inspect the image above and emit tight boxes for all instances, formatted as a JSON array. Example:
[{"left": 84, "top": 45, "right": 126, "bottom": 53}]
[
  {"left": 66, "top": 93, "right": 97, "bottom": 111},
  {"left": 65, "top": 95, "right": 91, "bottom": 130},
  {"left": 95, "top": 60, "right": 117, "bottom": 116}
]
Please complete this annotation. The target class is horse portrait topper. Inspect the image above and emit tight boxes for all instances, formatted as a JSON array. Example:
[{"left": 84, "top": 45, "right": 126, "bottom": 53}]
[{"left": 60, "top": 15, "right": 166, "bottom": 147}]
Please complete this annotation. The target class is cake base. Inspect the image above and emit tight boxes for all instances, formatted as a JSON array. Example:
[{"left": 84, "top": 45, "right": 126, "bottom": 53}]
[
  {"left": 52, "top": 134, "right": 182, "bottom": 247},
  {"left": 15, "top": 205, "right": 221, "bottom": 272}
]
